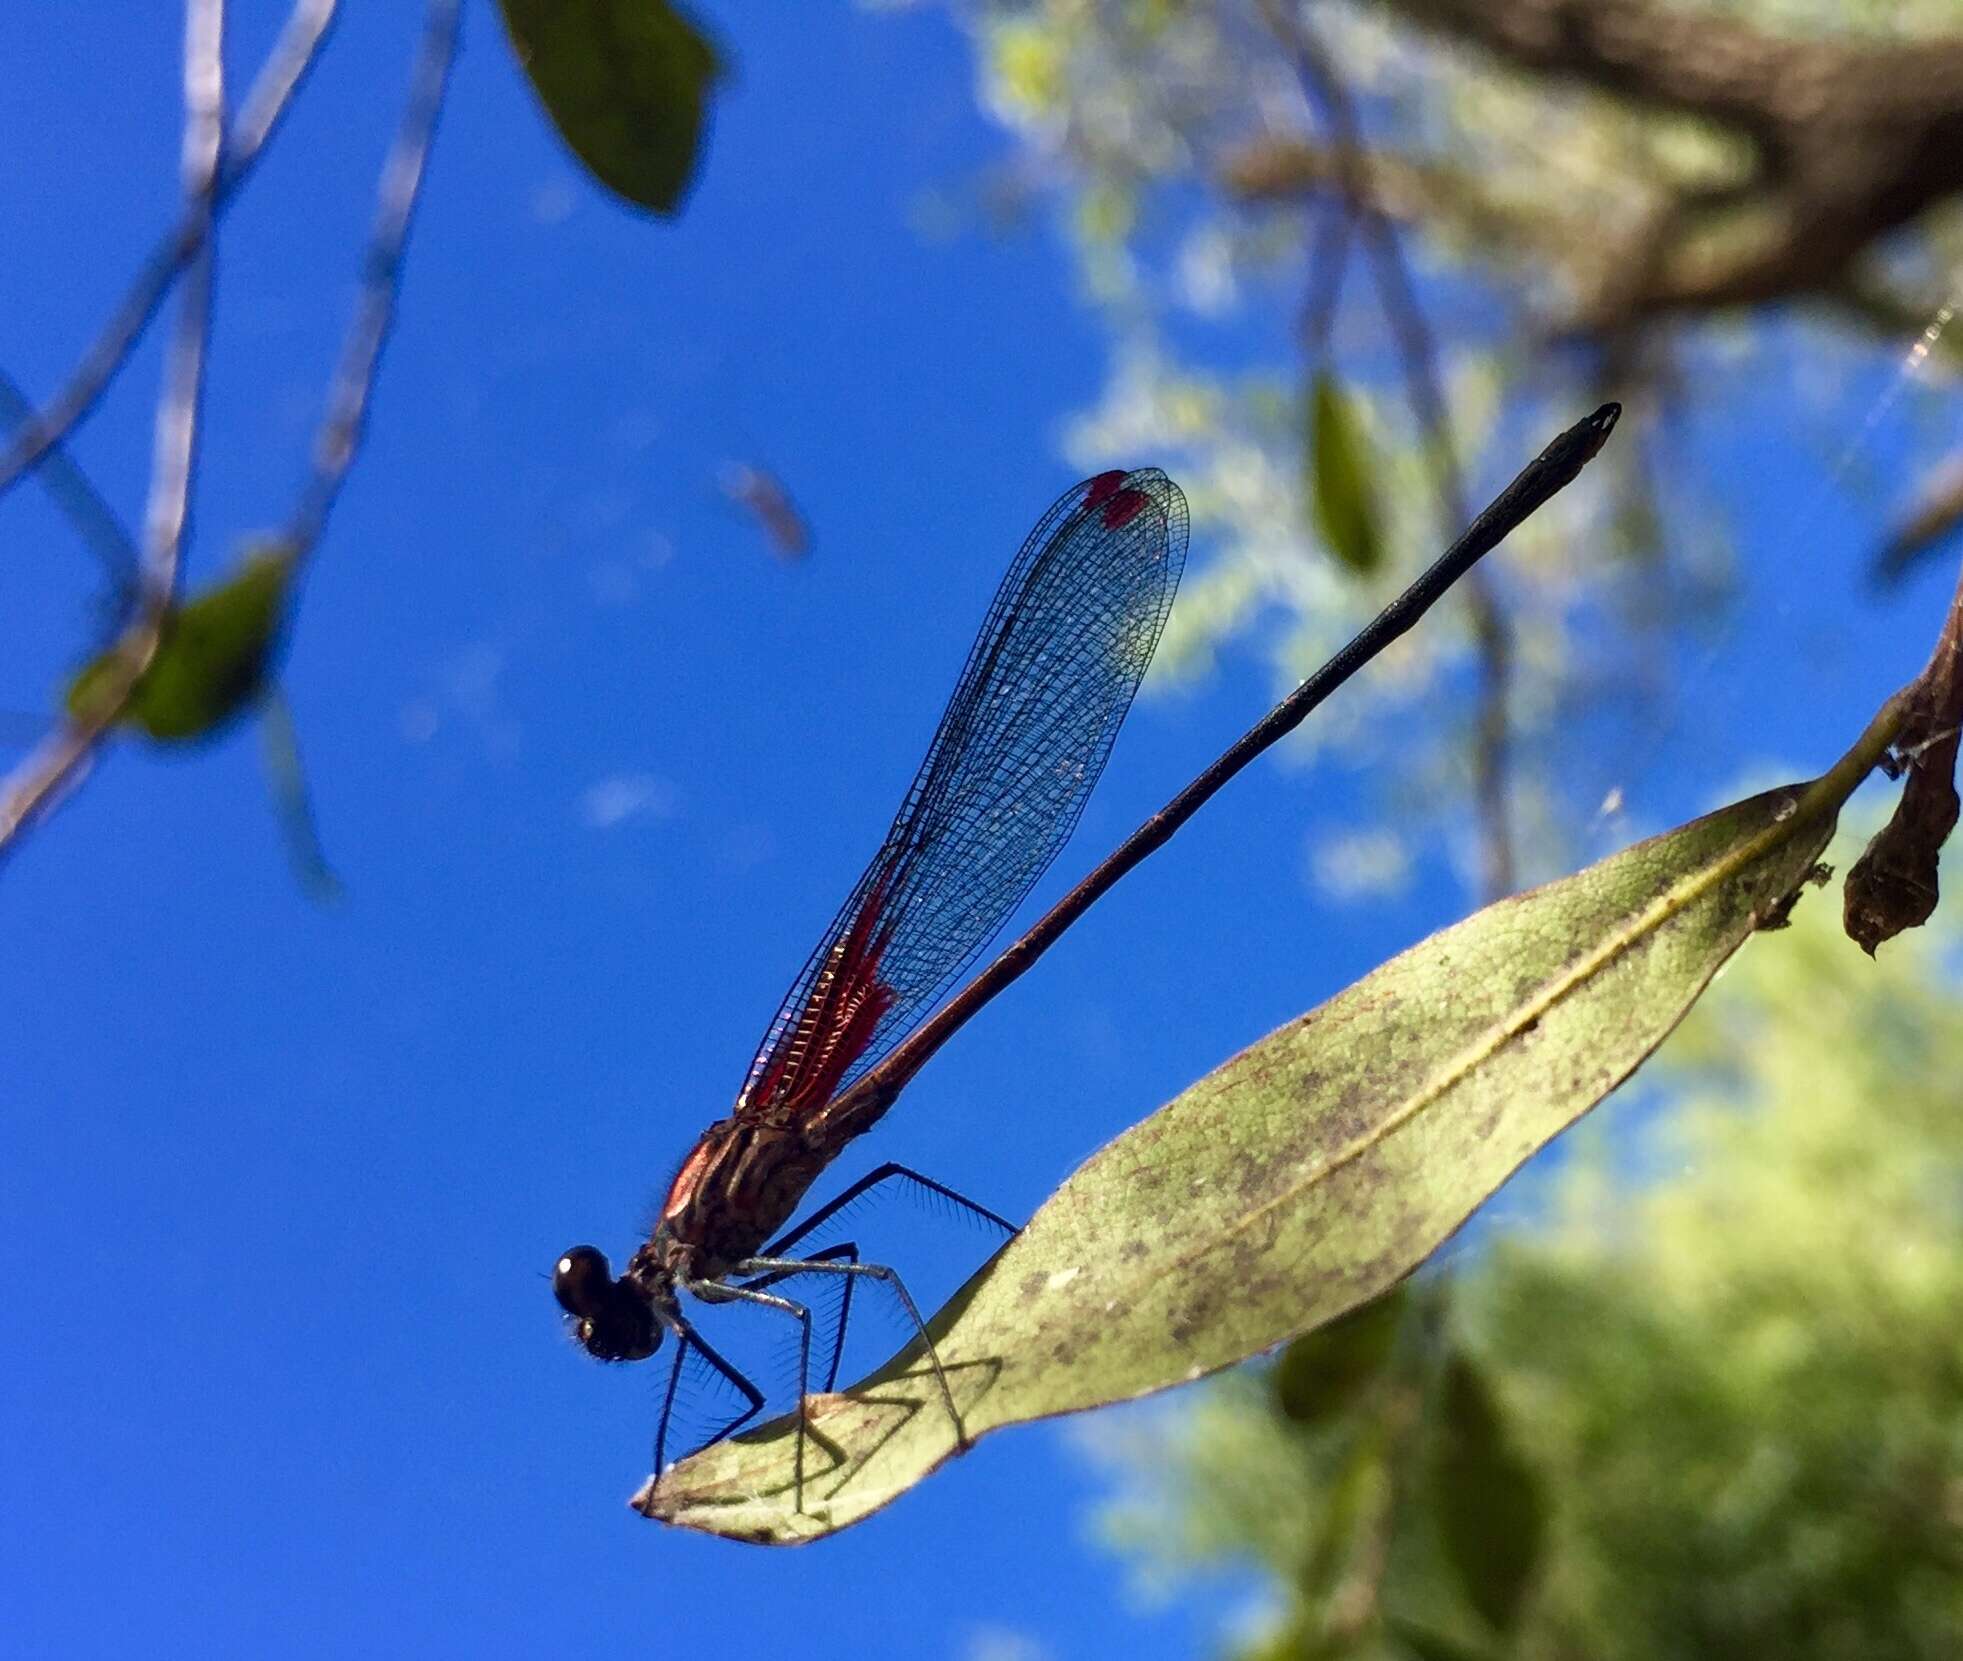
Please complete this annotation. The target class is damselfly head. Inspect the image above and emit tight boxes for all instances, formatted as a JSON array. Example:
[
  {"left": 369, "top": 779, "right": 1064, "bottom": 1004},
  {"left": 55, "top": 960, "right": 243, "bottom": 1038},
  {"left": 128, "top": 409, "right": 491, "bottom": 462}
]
[{"left": 553, "top": 1244, "right": 661, "bottom": 1363}]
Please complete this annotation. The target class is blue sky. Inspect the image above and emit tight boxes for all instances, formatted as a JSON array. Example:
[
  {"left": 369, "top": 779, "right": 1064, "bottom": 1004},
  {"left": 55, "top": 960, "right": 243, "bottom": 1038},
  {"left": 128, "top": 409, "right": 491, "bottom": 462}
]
[{"left": 2, "top": 5, "right": 1956, "bottom": 1659}]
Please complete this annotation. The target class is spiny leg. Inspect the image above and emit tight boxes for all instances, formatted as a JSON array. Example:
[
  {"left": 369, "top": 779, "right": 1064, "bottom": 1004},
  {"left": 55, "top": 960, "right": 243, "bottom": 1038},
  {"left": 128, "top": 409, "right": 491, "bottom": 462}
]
[
  {"left": 645, "top": 1310, "right": 764, "bottom": 1514},
  {"left": 759, "top": 1161, "right": 1016, "bottom": 1260},
  {"left": 737, "top": 1240, "right": 861, "bottom": 1392},
  {"left": 652, "top": 1331, "right": 692, "bottom": 1476},
  {"left": 734, "top": 1254, "right": 966, "bottom": 1456},
  {"left": 690, "top": 1277, "right": 817, "bottom": 1512}
]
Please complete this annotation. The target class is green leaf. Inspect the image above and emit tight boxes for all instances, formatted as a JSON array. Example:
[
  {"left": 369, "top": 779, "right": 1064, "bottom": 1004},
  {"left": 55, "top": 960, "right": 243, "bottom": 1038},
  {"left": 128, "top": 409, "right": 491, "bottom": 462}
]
[
  {"left": 66, "top": 543, "right": 295, "bottom": 742},
  {"left": 1274, "top": 1285, "right": 1408, "bottom": 1425},
  {"left": 1297, "top": 1426, "right": 1393, "bottom": 1613},
  {"left": 497, "top": 0, "right": 722, "bottom": 216},
  {"left": 1306, "top": 373, "right": 1384, "bottom": 575},
  {"left": 1384, "top": 1614, "right": 1497, "bottom": 1661},
  {"left": 1428, "top": 1350, "right": 1543, "bottom": 1633},
  {"left": 641, "top": 781, "right": 1841, "bottom": 1541}
]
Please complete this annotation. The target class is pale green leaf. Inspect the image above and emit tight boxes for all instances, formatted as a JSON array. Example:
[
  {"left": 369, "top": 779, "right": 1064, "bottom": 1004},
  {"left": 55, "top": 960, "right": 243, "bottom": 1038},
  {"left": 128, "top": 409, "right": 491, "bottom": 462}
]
[
  {"left": 1307, "top": 373, "right": 1384, "bottom": 575},
  {"left": 643, "top": 781, "right": 1840, "bottom": 1540}
]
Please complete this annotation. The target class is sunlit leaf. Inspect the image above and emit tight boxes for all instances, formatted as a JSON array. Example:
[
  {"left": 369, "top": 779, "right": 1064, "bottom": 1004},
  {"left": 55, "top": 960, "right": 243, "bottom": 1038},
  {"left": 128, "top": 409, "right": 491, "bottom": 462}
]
[
  {"left": 642, "top": 778, "right": 1842, "bottom": 1541},
  {"left": 1298, "top": 1425, "right": 1393, "bottom": 1616},
  {"left": 1306, "top": 373, "right": 1383, "bottom": 575},
  {"left": 497, "top": 0, "right": 722, "bottom": 216},
  {"left": 66, "top": 543, "right": 295, "bottom": 742},
  {"left": 986, "top": 18, "right": 1066, "bottom": 121},
  {"left": 1235, "top": 1621, "right": 1317, "bottom": 1661},
  {"left": 1384, "top": 1614, "right": 1496, "bottom": 1661},
  {"left": 1274, "top": 1286, "right": 1408, "bottom": 1425},
  {"left": 1428, "top": 1350, "right": 1543, "bottom": 1632},
  {"left": 1075, "top": 180, "right": 1137, "bottom": 247}
]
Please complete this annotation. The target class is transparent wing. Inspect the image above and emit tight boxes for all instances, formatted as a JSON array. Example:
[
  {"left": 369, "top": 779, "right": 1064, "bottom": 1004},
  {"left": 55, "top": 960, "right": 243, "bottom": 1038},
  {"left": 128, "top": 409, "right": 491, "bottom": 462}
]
[{"left": 735, "top": 468, "right": 1189, "bottom": 1123}]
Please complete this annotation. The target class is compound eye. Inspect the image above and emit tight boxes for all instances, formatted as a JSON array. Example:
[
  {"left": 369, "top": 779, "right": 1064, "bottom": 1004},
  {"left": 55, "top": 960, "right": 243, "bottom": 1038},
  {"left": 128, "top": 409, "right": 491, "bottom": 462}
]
[{"left": 553, "top": 1245, "right": 613, "bottom": 1319}]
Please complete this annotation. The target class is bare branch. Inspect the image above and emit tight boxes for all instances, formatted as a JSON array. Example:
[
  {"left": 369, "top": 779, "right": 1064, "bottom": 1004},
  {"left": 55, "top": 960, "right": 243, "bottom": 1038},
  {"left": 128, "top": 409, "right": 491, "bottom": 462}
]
[
  {"left": 0, "top": 2, "right": 458, "bottom": 862},
  {"left": 0, "top": 1, "right": 229, "bottom": 855},
  {"left": 1375, "top": 0, "right": 1963, "bottom": 133},
  {"left": 287, "top": 0, "right": 461, "bottom": 559},
  {"left": 0, "top": 0, "right": 337, "bottom": 502},
  {"left": 141, "top": 0, "right": 227, "bottom": 609},
  {"left": 1874, "top": 449, "right": 1963, "bottom": 587},
  {"left": 1374, "top": 0, "right": 1963, "bottom": 329},
  {"left": 1221, "top": 136, "right": 1555, "bottom": 261},
  {"left": 0, "top": 366, "right": 139, "bottom": 591}
]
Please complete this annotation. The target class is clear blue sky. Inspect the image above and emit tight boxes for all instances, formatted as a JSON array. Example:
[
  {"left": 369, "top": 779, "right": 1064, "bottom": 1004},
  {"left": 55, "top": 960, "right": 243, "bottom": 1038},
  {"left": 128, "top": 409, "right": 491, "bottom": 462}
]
[{"left": 1, "top": 5, "right": 1952, "bottom": 1659}]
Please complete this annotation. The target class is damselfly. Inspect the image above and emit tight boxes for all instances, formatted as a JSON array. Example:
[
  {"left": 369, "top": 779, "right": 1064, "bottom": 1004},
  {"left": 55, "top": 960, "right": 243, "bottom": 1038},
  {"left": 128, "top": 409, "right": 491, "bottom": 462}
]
[
  {"left": 557, "top": 404, "right": 1620, "bottom": 1512},
  {"left": 557, "top": 468, "right": 1188, "bottom": 1508}
]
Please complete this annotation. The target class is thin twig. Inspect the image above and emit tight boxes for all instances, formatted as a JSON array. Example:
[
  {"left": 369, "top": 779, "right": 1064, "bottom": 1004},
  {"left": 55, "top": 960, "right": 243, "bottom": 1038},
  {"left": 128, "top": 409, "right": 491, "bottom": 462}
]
[
  {"left": 0, "top": 2, "right": 228, "bottom": 855},
  {"left": 287, "top": 0, "right": 461, "bottom": 559},
  {"left": 0, "top": 2, "right": 457, "bottom": 862},
  {"left": 0, "top": 0, "right": 337, "bottom": 502},
  {"left": 0, "top": 366, "right": 140, "bottom": 593},
  {"left": 141, "top": 0, "right": 227, "bottom": 609},
  {"left": 1298, "top": 187, "right": 1354, "bottom": 360},
  {"left": 1259, "top": 0, "right": 1519, "bottom": 898}
]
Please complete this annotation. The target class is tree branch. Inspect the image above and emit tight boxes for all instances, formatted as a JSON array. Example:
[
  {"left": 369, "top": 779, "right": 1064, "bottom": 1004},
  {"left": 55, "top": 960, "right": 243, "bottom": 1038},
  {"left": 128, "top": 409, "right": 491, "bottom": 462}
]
[
  {"left": 1230, "top": 3, "right": 1963, "bottom": 338},
  {"left": 0, "top": 0, "right": 229, "bottom": 853},
  {"left": 0, "top": 0, "right": 457, "bottom": 863},
  {"left": 0, "top": 0, "right": 337, "bottom": 503}
]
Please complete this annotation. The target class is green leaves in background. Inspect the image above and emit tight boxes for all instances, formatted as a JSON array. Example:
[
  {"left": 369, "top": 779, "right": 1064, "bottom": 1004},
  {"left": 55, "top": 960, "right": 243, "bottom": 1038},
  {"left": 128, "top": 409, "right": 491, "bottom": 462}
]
[
  {"left": 497, "top": 0, "right": 722, "bottom": 216},
  {"left": 1427, "top": 1350, "right": 1544, "bottom": 1634},
  {"left": 66, "top": 543, "right": 295, "bottom": 743},
  {"left": 642, "top": 777, "right": 1842, "bottom": 1542},
  {"left": 1383, "top": 1618, "right": 1499, "bottom": 1661},
  {"left": 1274, "top": 1287, "right": 1408, "bottom": 1427},
  {"left": 1267, "top": 1300, "right": 1544, "bottom": 1655},
  {"left": 1306, "top": 373, "right": 1383, "bottom": 575}
]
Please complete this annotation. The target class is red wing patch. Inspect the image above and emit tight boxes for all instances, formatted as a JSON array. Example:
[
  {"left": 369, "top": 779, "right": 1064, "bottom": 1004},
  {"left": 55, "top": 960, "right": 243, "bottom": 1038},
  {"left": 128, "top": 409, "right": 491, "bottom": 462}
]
[
  {"left": 744, "top": 866, "right": 899, "bottom": 1121},
  {"left": 1098, "top": 488, "right": 1148, "bottom": 530},
  {"left": 1081, "top": 469, "right": 1150, "bottom": 530},
  {"left": 1083, "top": 470, "right": 1127, "bottom": 511},
  {"left": 726, "top": 464, "right": 1187, "bottom": 1131}
]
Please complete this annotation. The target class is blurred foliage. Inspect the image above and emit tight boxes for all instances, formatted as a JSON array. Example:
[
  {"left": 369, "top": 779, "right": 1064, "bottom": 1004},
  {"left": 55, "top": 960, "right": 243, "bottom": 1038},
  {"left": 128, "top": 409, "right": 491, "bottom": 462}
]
[
  {"left": 1306, "top": 372, "right": 1384, "bottom": 575},
  {"left": 1090, "top": 831, "right": 1963, "bottom": 1658},
  {"left": 66, "top": 542, "right": 295, "bottom": 743},
  {"left": 498, "top": 0, "right": 722, "bottom": 215},
  {"left": 898, "top": 0, "right": 1963, "bottom": 885},
  {"left": 57, "top": 541, "right": 337, "bottom": 895}
]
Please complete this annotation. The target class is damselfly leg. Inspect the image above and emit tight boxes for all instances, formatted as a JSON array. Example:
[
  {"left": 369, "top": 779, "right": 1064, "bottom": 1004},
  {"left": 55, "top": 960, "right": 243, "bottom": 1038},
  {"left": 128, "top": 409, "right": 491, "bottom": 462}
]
[
  {"left": 757, "top": 1161, "right": 1018, "bottom": 1258},
  {"left": 645, "top": 1165, "right": 1017, "bottom": 1512},
  {"left": 642, "top": 1314, "right": 763, "bottom": 1516},
  {"left": 738, "top": 1241, "right": 865, "bottom": 1392}
]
